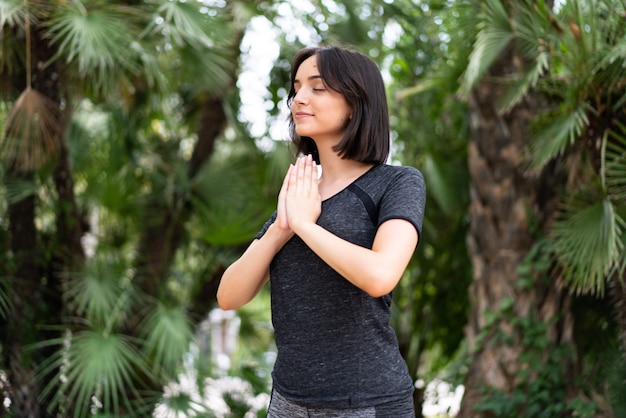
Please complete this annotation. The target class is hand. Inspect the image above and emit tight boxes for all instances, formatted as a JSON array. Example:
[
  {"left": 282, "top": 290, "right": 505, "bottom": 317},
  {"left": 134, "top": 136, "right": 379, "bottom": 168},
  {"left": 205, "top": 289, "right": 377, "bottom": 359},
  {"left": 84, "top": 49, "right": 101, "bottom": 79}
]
[
  {"left": 286, "top": 154, "right": 321, "bottom": 232},
  {"left": 276, "top": 164, "right": 293, "bottom": 231}
]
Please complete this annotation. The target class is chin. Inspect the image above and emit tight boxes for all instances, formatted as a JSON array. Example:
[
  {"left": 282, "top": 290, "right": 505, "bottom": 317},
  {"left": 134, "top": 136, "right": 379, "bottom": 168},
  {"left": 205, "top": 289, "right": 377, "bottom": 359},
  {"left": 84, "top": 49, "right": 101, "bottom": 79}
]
[{"left": 295, "top": 128, "right": 313, "bottom": 137}]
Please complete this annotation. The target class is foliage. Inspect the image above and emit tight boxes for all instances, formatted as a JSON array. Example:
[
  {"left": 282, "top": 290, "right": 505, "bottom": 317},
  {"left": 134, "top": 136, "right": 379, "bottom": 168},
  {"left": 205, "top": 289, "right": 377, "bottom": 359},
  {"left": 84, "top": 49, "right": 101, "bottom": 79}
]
[
  {"left": 0, "top": 0, "right": 278, "bottom": 415},
  {"left": 2, "top": 0, "right": 623, "bottom": 415},
  {"left": 469, "top": 237, "right": 622, "bottom": 417},
  {"left": 458, "top": 0, "right": 626, "bottom": 296},
  {"left": 473, "top": 291, "right": 598, "bottom": 417}
]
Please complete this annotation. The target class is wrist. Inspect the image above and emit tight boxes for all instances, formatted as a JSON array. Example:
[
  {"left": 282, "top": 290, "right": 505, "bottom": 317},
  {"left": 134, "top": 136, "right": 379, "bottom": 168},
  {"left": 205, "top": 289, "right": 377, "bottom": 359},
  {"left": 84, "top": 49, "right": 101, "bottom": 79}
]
[
  {"left": 291, "top": 219, "right": 316, "bottom": 238},
  {"left": 266, "top": 222, "right": 294, "bottom": 246}
]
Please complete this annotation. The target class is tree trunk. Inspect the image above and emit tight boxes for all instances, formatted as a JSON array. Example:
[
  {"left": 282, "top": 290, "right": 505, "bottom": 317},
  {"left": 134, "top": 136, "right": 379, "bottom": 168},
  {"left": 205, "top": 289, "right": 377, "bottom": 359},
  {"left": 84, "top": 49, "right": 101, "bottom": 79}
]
[
  {"left": 129, "top": 28, "right": 244, "bottom": 410},
  {"left": 2, "top": 23, "right": 70, "bottom": 417},
  {"left": 458, "top": 46, "right": 576, "bottom": 416},
  {"left": 5, "top": 182, "right": 41, "bottom": 418},
  {"left": 610, "top": 278, "right": 626, "bottom": 356}
]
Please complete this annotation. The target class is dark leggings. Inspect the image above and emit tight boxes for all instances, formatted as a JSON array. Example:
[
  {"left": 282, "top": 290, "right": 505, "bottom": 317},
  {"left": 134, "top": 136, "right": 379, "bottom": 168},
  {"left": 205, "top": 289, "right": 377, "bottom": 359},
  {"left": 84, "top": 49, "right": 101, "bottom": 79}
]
[{"left": 267, "top": 389, "right": 415, "bottom": 418}]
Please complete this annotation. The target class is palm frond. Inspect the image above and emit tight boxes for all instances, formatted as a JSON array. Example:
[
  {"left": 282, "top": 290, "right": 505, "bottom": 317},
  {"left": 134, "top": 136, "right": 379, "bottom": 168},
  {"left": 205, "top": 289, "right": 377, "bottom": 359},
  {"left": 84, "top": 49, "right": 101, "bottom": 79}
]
[
  {"left": 44, "top": 3, "right": 141, "bottom": 89},
  {"left": 551, "top": 193, "right": 625, "bottom": 296},
  {"left": 606, "top": 122, "right": 626, "bottom": 203},
  {"left": 0, "top": 0, "right": 24, "bottom": 28},
  {"left": 191, "top": 152, "right": 277, "bottom": 245},
  {"left": 460, "top": 0, "right": 513, "bottom": 96},
  {"left": 396, "top": 63, "right": 464, "bottom": 101},
  {"left": 490, "top": 0, "right": 553, "bottom": 113},
  {"left": 594, "top": 40, "right": 626, "bottom": 112},
  {"left": 528, "top": 102, "right": 590, "bottom": 170},
  {"left": 51, "top": 330, "right": 150, "bottom": 415},
  {"left": 498, "top": 51, "right": 548, "bottom": 113},
  {"left": 140, "top": 303, "right": 194, "bottom": 377},
  {"left": 147, "top": 1, "right": 233, "bottom": 49},
  {"left": 0, "top": 87, "right": 62, "bottom": 171},
  {"left": 2, "top": 170, "right": 37, "bottom": 203},
  {"left": 64, "top": 254, "right": 130, "bottom": 326},
  {"left": 174, "top": 45, "right": 237, "bottom": 95},
  {"left": 42, "top": 329, "right": 150, "bottom": 416},
  {"left": 146, "top": 2, "right": 239, "bottom": 93}
]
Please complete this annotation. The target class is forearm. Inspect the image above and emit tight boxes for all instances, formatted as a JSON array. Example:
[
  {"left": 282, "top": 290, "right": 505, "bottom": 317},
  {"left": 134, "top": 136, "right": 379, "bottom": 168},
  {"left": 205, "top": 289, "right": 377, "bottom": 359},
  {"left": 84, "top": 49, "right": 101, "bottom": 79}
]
[
  {"left": 292, "top": 219, "right": 417, "bottom": 297},
  {"left": 217, "top": 224, "right": 293, "bottom": 310}
]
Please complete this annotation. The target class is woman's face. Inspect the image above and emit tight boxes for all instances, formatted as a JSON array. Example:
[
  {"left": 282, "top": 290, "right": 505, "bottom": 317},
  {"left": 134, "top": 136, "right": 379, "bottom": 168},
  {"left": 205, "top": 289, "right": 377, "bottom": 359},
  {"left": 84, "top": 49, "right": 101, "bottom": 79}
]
[{"left": 291, "top": 55, "right": 352, "bottom": 145}]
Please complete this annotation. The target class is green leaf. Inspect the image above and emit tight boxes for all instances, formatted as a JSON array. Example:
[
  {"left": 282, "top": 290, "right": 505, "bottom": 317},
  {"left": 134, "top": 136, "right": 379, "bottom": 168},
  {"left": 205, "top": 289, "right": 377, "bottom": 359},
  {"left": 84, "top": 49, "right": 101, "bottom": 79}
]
[
  {"left": 529, "top": 103, "right": 590, "bottom": 170},
  {"left": 498, "top": 52, "right": 548, "bottom": 113},
  {"left": 551, "top": 194, "right": 624, "bottom": 295},
  {"left": 150, "top": 1, "right": 232, "bottom": 48},
  {"left": 64, "top": 254, "right": 130, "bottom": 326},
  {"left": 0, "top": 0, "right": 24, "bottom": 28},
  {"left": 460, "top": 0, "right": 513, "bottom": 96},
  {"left": 140, "top": 303, "right": 194, "bottom": 377},
  {"left": 41, "top": 329, "right": 150, "bottom": 415},
  {"left": 422, "top": 154, "right": 464, "bottom": 216},
  {"left": 45, "top": 4, "right": 141, "bottom": 88},
  {"left": 191, "top": 153, "right": 278, "bottom": 245},
  {"left": 606, "top": 122, "right": 626, "bottom": 203}
]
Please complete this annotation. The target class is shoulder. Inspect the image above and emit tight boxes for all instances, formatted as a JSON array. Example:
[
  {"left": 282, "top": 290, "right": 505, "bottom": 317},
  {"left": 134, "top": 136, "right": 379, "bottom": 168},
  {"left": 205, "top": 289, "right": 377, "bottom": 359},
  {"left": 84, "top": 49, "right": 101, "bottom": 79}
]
[{"left": 375, "top": 164, "right": 425, "bottom": 187}]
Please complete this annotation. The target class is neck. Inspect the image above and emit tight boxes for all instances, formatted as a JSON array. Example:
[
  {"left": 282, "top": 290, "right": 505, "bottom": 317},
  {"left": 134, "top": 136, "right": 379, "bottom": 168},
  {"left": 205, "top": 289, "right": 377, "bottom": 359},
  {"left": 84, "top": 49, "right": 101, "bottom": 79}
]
[{"left": 315, "top": 147, "right": 374, "bottom": 199}]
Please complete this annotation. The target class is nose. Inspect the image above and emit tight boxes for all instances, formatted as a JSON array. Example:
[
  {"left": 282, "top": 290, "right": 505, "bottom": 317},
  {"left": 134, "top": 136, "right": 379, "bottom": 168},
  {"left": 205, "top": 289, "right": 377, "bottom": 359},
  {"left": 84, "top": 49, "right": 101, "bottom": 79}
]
[{"left": 294, "top": 87, "right": 308, "bottom": 104}]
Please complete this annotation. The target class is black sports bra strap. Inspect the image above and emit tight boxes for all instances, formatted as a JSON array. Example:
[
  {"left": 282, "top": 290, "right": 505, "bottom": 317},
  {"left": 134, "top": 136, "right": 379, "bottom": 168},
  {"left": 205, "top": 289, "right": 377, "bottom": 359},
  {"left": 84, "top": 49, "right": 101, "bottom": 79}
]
[{"left": 347, "top": 183, "right": 379, "bottom": 226}]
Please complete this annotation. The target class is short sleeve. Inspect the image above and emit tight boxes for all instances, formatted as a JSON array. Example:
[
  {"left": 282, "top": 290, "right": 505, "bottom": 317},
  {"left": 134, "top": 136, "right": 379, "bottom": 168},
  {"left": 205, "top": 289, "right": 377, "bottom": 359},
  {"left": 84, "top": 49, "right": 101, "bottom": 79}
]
[
  {"left": 377, "top": 166, "right": 426, "bottom": 241},
  {"left": 254, "top": 211, "right": 277, "bottom": 240}
]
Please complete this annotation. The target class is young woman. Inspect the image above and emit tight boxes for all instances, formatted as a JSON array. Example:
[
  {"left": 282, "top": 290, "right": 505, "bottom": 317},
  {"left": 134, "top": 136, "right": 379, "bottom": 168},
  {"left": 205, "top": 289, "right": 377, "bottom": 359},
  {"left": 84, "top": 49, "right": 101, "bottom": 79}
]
[{"left": 217, "top": 45, "right": 426, "bottom": 417}]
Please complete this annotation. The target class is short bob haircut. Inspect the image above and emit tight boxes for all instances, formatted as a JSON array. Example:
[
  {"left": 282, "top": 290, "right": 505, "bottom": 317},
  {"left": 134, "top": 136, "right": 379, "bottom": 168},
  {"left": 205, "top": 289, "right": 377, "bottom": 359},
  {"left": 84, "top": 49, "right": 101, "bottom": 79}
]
[{"left": 287, "top": 46, "right": 390, "bottom": 165}]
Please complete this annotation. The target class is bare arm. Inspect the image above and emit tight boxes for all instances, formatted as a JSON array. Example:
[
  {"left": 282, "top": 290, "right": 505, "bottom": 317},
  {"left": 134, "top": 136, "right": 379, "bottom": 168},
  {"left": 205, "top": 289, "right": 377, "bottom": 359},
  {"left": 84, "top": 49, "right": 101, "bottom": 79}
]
[
  {"left": 291, "top": 219, "right": 417, "bottom": 297},
  {"left": 217, "top": 166, "right": 294, "bottom": 310},
  {"left": 286, "top": 156, "right": 418, "bottom": 297},
  {"left": 216, "top": 224, "right": 292, "bottom": 310}
]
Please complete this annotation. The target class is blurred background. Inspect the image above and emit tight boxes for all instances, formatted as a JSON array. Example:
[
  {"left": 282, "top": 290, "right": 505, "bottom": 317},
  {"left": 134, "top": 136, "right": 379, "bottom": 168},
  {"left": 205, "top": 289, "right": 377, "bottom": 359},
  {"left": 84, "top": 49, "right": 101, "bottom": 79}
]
[{"left": 0, "top": 0, "right": 625, "bottom": 416}]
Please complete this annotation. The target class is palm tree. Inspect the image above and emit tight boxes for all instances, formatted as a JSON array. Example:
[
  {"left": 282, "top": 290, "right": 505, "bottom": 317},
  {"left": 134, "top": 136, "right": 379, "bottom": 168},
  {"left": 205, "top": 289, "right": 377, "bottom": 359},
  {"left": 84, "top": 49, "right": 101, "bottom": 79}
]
[
  {"left": 436, "top": 0, "right": 626, "bottom": 414},
  {"left": 0, "top": 0, "right": 276, "bottom": 415},
  {"left": 380, "top": 1, "right": 474, "bottom": 415},
  {"left": 398, "top": 0, "right": 625, "bottom": 414}
]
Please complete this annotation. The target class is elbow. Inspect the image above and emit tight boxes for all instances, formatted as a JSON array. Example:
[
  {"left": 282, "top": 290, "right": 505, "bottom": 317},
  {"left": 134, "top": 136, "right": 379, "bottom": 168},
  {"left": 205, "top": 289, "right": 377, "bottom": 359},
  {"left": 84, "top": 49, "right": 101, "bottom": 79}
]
[
  {"left": 217, "top": 301, "right": 237, "bottom": 311},
  {"left": 216, "top": 289, "right": 240, "bottom": 311},
  {"left": 217, "top": 298, "right": 238, "bottom": 311},
  {"left": 361, "top": 269, "right": 400, "bottom": 298},
  {"left": 365, "top": 285, "right": 394, "bottom": 299}
]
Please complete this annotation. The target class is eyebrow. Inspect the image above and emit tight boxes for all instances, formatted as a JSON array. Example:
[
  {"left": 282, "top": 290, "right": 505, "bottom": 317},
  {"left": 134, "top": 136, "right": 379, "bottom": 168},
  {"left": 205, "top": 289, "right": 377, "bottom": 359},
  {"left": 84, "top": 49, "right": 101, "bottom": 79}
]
[{"left": 293, "top": 75, "right": 323, "bottom": 84}]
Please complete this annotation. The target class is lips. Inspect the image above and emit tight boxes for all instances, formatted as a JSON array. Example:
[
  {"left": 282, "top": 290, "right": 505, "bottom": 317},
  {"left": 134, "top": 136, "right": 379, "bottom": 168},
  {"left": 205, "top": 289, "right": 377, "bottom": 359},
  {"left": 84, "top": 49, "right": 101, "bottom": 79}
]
[{"left": 294, "top": 111, "right": 312, "bottom": 118}]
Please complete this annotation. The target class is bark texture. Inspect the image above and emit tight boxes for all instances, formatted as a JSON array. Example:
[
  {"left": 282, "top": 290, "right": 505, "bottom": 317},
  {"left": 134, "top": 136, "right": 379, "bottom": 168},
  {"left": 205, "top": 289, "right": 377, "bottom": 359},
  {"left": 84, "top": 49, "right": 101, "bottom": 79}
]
[
  {"left": 3, "top": 25, "right": 68, "bottom": 417},
  {"left": 458, "top": 47, "right": 575, "bottom": 416}
]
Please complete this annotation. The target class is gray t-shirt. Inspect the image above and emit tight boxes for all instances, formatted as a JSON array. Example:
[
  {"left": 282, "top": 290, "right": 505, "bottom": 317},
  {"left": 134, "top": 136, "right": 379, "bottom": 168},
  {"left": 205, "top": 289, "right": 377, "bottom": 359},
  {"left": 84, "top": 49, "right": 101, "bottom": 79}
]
[{"left": 256, "top": 164, "right": 426, "bottom": 408}]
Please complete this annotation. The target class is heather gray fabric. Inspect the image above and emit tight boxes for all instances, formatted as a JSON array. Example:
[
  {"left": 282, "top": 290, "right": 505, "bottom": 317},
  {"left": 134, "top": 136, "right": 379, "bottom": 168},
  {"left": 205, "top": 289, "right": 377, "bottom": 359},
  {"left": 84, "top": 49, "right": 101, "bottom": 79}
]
[
  {"left": 267, "top": 388, "right": 416, "bottom": 417},
  {"left": 256, "top": 164, "right": 426, "bottom": 410}
]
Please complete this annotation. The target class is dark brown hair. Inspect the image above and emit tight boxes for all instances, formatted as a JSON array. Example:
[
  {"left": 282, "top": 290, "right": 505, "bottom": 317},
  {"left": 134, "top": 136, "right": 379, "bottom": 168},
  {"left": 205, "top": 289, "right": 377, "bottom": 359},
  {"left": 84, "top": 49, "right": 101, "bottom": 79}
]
[{"left": 287, "top": 46, "right": 390, "bottom": 164}]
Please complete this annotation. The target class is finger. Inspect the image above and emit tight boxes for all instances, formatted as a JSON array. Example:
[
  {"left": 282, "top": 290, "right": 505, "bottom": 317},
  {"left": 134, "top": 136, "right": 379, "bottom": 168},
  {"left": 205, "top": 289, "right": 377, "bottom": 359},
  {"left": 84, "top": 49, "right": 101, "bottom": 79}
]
[
  {"left": 277, "top": 165, "right": 293, "bottom": 229},
  {"left": 303, "top": 155, "right": 313, "bottom": 192},
  {"left": 296, "top": 156, "right": 306, "bottom": 192},
  {"left": 288, "top": 160, "right": 298, "bottom": 192},
  {"left": 310, "top": 159, "right": 318, "bottom": 191},
  {"left": 280, "top": 164, "right": 293, "bottom": 195}
]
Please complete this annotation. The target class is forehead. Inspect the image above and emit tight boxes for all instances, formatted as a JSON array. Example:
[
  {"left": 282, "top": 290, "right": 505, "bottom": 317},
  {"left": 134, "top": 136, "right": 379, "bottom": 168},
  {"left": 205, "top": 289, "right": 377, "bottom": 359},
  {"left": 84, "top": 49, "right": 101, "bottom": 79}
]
[{"left": 294, "top": 55, "right": 320, "bottom": 80}]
